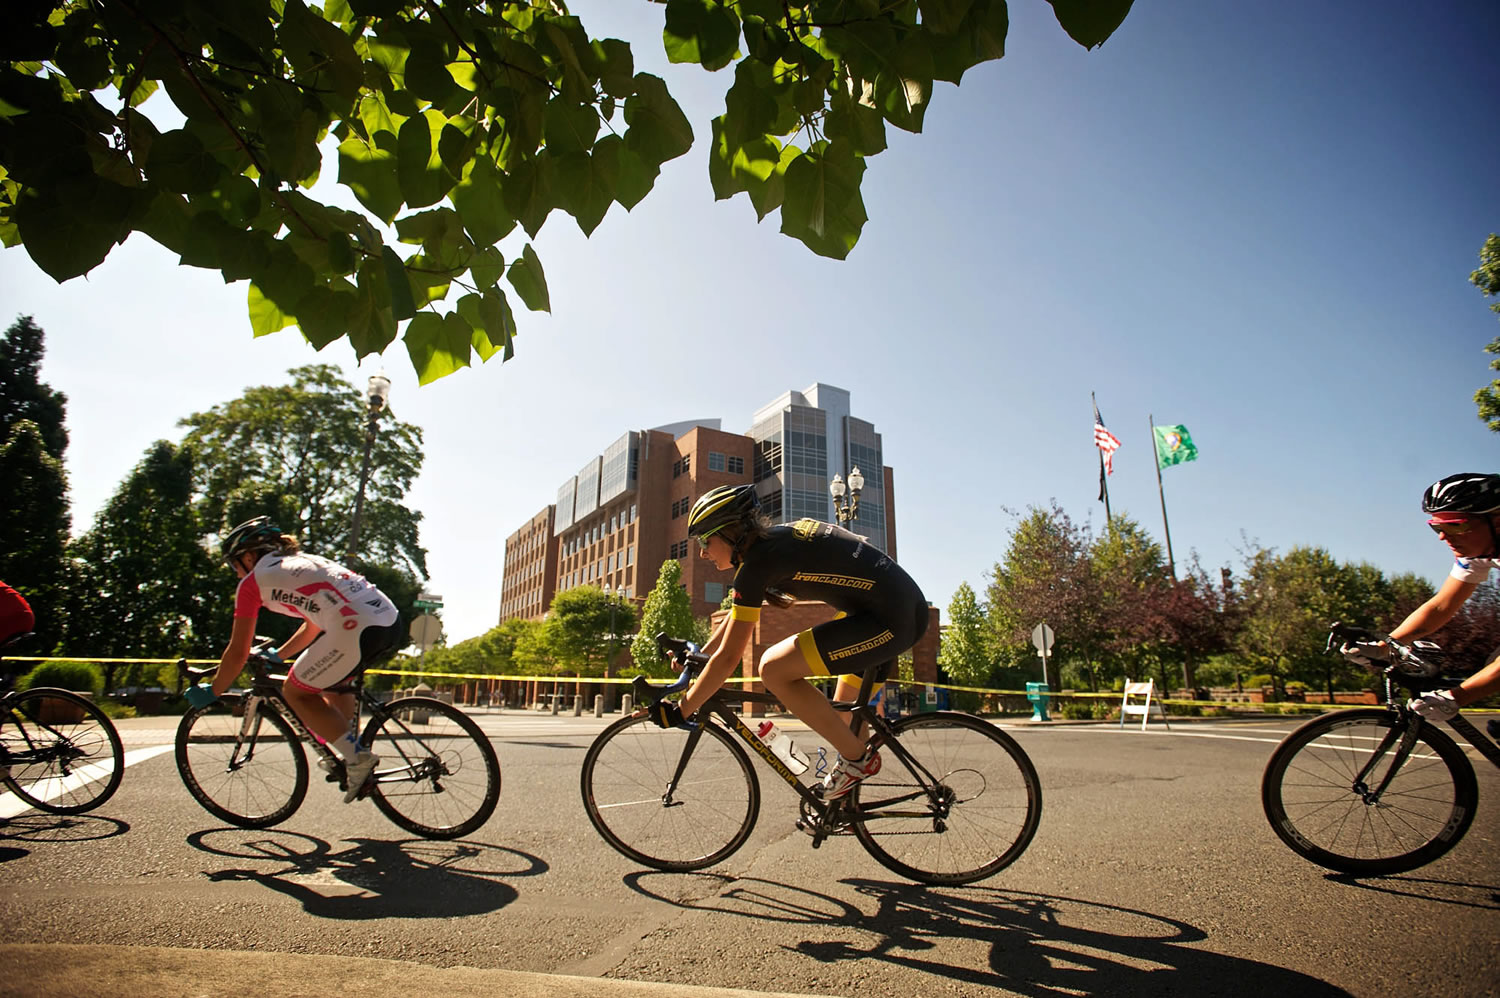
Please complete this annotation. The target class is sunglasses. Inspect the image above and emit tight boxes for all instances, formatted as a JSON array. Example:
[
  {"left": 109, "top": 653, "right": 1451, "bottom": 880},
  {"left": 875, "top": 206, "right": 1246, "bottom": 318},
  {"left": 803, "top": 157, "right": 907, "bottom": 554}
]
[{"left": 1428, "top": 518, "right": 1480, "bottom": 537}]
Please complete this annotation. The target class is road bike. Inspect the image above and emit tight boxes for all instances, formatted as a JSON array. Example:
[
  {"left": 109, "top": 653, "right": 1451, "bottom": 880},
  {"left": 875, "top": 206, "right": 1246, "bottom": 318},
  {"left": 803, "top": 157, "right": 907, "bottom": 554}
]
[
  {"left": 0, "top": 633, "right": 124, "bottom": 814},
  {"left": 580, "top": 633, "right": 1042, "bottom": 886},
  {"left": 1261, "top": 622, "right": 1500, "bottom": 875},
  {"left": 176, "top": 645, "right": 500, "bottom": 840}
]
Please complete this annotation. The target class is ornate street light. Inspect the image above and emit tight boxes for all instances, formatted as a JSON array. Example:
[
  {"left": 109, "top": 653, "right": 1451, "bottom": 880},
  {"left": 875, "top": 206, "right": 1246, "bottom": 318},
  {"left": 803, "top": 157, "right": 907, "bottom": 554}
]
[
  {"left": 346, "top": 372, "right": 392, "bottom": 560},
  {"left": 829, "top": 465, "right": 864, "bottom": 528}
]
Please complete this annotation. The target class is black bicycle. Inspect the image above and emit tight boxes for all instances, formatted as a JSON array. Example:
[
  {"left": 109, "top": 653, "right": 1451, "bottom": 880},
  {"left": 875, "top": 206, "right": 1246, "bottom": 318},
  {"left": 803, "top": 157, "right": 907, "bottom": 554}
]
[
  {"left": 580, "top": 634, "right": 1042, "bottom": 886},
  {"left": 176, "top": 646, "right": 500, "bottom": 840},
  {"left": 0, "top": 633, "right": 124, "bottom": 814},
  {"left": 1261, "top": 622, "right": 1500, "bottom": 875}
]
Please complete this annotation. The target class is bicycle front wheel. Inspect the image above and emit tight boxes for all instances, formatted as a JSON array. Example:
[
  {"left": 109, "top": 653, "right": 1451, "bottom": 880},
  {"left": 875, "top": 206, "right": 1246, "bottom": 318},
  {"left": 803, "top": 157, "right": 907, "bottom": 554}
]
[
  {"left": 176, "top": 695, "right": 308, "bottom": 828},
  {"left": 363, "top": 697, "right": 500, "bottom": 840},
  {"left": 581, "top": 715, "right": 760, "bottom": 872},
  {"left": 850, "top": 712, "right": 1042, "bottom": 886},
  {"left": 2, "top": 688, "right": 124, "bottom": 814},
  {"left": 1261, "top": 708, "right": 1478, "bottom": 875}
]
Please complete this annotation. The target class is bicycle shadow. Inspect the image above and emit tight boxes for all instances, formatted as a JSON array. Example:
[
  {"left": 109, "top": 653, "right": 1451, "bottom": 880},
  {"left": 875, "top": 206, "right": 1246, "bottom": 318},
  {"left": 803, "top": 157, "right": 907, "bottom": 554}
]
[
  {"left": 1326, "top": 872, "right": 1500, "bottom": 911},
  {"left": 0, "top": 813, "right": 129, "bottom": 861},
  {"left": 186, "top": 829, "right": 545, "bottom": 919},
  {"left": 624, "top": 873, "right": 1351, "bottom": 997}
]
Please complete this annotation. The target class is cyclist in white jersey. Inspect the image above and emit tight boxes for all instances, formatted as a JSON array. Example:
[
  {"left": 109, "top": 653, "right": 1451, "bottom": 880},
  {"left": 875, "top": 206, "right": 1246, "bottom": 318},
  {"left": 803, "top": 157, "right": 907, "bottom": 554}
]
[
  {"left": 1342, "top": 473, "right": 1500, "bottom": 718},
  {"left": 191, "top": 517, "right": 402, "bottom": 802}
]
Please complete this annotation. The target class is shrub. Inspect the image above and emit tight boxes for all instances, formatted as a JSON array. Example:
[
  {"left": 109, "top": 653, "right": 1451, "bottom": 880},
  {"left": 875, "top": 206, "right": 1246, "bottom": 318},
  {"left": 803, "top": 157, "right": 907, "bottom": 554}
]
[{"left": 19, "top": 660, "right": 103, "bottom": 696}]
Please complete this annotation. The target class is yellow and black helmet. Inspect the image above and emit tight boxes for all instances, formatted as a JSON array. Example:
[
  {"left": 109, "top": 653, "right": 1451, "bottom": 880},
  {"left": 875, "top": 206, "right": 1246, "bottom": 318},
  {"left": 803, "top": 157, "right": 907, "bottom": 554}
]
[{"left": 687, "top": 485, "right": 760, "bottom": 541}]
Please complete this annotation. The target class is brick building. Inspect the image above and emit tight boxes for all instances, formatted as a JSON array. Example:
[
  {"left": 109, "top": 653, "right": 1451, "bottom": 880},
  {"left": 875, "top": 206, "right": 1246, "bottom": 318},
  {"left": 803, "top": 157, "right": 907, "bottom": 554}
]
[{"left": 499, "top": 385, "right": 912, "bottom": 629}]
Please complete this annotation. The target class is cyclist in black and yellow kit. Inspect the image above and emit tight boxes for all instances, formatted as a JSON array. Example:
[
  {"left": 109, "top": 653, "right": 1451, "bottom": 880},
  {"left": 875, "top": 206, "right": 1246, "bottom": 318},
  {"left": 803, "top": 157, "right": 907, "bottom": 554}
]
[{"left": 653, "top": 484, "right": 928, "bottom": 799}]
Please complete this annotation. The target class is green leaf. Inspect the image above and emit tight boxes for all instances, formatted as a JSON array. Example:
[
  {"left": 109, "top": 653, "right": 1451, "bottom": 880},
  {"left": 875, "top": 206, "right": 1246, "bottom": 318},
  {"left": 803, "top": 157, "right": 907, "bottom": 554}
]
[
  {"left": 338, "top": 134, "right": 401, "bottom": 223},
  {"left": 826, "top": 84, "right": 887, "bottom": 156},
  {"left": 663, "top": 0, "right": 741, "bottom": 71},
  {"left": 404, "top": 310, "right": 472, "bottom": 385},
  {"left": 468, "top": 245, "right": 504, "bottom": 289},
  {"left": 779, "top": 141, "right": 867, "bottom": 260},
  {"left": 382, "top": 245, "right": 416, "bottom": 320},
  {"left": 1047, "top": 0, "right": 1135, "bottom": 49},
  {"left": 919, "top": 0, "right": 977, "bottom": 34},
  {"left": 932, "top": 0, "right": 1007, "bottom": 82},
  {"left": 507, "top": 243, "right": 550, "bottom": 313},
  {"left": 248, "top": 282, "right": 296, "bottom": 338},
  {"left": 449, "top": 155, "right": 515, "bottom": 247},
  {"left": 594, "top": 38, "right": 635, "bottom": 99},
  {"left": 438, "top": 116, "right": 481, "bottom": 176},
  {"left": 292, "top": 284, "right": 356, "bottom": 349},
  {"left": 145, "top": 128, "right": 225, "bottom": 194},
  {"left": 281, "top": 0, "right": 363, "bottom": 103},
  {"left": 543, "top": 98, "right": 601, "bottom": 155},
  {"left": 708, "top": 115, "right": 786, "bottom": 206},
  {"left": 553, "top": 150, "right": 616, "bottom": 236},
  {"left": 397, "top": 110, "right": 456, "bottom": 208},
  {"left": 457, "top": 289, "right": 517, "bottom": 363},
  {"left": 874, "top": 32, "right": 934, "bottom": 133},
  {"left": 13, "top": 178, "right": 132, "bottom": 281},
  {"left": 593, "top": 135, "right": 657, "bottom": 211},
  {"left": 624, "top": 74, "right": 694, "bottom": 168},
  {"left": 348, "top": 260, "right": 398, "bottom": 357},
  {"left": 504, "top": 156, "right": 555, "bottom": 238}
]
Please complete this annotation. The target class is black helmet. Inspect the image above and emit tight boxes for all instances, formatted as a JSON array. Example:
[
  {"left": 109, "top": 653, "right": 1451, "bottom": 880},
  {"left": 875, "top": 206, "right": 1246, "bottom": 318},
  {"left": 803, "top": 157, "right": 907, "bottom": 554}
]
[
  {"left": 1421, "top": 473, "right": 1500, "bottom": 515},
  {"left": 686, "top": 485, "right": 760, "bottom": 541},
  {"left": 222, "top": 516, "right": 284, "bottom": 562}
]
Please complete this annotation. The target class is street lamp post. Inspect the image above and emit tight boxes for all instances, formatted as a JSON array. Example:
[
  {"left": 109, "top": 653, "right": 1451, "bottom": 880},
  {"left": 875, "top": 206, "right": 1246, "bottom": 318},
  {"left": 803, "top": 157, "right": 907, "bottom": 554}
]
[
  {"left": 829, "top": 465, "right": 864, "bottom": 530},
  {"left": 346, "top": 372, "right": 392, "bottom": 560},
  {"left": 605, "top": 585, "right": 626, "bottom": 712}
]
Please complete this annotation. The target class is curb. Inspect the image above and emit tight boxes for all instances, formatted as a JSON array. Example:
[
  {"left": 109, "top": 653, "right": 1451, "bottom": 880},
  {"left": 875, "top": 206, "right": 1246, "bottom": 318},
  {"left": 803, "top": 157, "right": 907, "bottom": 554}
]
[{"left": 0, "top": 944, "right": 846, "bottom": 998}]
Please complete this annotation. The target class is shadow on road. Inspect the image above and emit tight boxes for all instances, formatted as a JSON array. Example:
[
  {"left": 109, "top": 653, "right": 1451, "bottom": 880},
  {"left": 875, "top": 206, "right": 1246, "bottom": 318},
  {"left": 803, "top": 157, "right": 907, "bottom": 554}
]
[
  {"left": 186, "top": 828, "right": 546, "bottom": 919},
  {"left": 1327, "top": 872, "right": 1500, "bottom": 911},
  {"left": 624, "top": 872, "right": 1351, "bottom": 997},
  {"left": 0, "top": 812, "right": 129, "bottom": 862}
]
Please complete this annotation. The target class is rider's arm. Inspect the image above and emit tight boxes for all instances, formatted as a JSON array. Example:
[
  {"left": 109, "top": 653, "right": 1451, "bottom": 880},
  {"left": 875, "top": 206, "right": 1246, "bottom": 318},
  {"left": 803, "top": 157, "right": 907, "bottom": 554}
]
[
  {"left": 212, "top": 615, "right": 257, "bottom": 696},
  {"left": 1389, "top": 575, "right": 1477, "bottom": 643},
  {"left": 1451, "top": 653, "right": 1500, "bottom": 708},
  {"left": 276, "top": 620, "right": 323, "bottom": 661},
  {"left": 699, "top": 611, "right": 731, "bottom": 656},
  {"left": 679, "top": 615, "right": 756, "bottom": 717}
]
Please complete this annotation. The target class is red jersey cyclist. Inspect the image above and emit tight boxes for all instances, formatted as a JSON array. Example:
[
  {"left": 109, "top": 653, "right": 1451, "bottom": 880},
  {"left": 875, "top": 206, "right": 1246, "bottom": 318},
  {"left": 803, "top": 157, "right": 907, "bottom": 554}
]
[
  {"left": 190, "top": 517, "right": 403, "bottom": 802},
  {"left": 1343, "top": 473, "right": 1500, "bottom": 718},
  {"left": 651, "top": 485, "right": 929, "bottom": 800}
]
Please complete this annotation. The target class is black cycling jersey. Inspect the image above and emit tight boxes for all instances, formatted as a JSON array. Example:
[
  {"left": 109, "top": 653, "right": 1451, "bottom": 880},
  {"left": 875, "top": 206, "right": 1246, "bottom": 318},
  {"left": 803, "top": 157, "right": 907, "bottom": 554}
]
[{"left": 730, "top": 519, "right": 928, "bottom": 675}]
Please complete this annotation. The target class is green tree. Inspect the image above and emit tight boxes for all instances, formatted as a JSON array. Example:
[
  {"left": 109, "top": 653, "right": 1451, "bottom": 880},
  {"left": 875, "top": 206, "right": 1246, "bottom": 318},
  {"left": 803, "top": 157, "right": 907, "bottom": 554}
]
[
  {"left": 180, "top": 364, "right": 428, "bottom": 579},
  {"left": 65, "top": 440, "right": 226, "bottom": 685},
  {"left": 0, "top": 1, "right": 1134, "bottom": 383},
  {"left": 986, "top": 502, "right": 1099, "bottom": 692},
  {"left": 632, "top": 558, "right": 703, "bottom": 675},
  {"left": 0, "top": 315, "right": 67, "bottom": 459},
  {"left": 937, "top": 581, "right": 991, "bottom": 686},
  {"left": 545, "top": 585, "right": 636, "bottom": 676},
  {"left": 0, "top": 419, "right": 70, "bottom": 651},
  {"left": 1471, "top": 234, "right": 1500, "bottom": 431}
]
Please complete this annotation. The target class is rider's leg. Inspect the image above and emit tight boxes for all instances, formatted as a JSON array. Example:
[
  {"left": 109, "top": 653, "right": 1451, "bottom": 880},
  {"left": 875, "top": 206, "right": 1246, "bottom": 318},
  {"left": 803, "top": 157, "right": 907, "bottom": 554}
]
[
  {"left": 759, "top": 636, "right": 867, "bottom": 759},
  {"left": 284, "top": 677, "right": 357, "bottom": 752}
]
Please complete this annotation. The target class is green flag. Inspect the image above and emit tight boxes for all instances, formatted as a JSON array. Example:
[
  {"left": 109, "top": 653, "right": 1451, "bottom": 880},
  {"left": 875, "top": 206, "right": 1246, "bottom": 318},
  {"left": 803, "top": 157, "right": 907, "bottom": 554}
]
[{"left": 1153, "top": 424, "right": 1198, "bottom": 469}]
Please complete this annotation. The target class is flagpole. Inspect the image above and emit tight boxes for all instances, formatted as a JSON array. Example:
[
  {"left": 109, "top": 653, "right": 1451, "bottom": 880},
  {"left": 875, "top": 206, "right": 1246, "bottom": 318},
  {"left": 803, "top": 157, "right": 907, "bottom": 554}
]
[
  {"left": 1150, "top": 413, "right": 1177, "bottom": 579},
  {"left": 1093, "top": 392, "right": 1113, "bottom": 527}
]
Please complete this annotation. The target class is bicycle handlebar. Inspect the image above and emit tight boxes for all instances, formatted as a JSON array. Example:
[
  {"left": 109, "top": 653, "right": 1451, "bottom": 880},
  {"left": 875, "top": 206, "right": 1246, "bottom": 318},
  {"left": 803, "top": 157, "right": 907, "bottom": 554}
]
[
  {"left": 628, "top": 632, "right": 708, "bottom": 708},
  {"left": 1326, "top": 621, "right": 1449, "bottom": 687}
]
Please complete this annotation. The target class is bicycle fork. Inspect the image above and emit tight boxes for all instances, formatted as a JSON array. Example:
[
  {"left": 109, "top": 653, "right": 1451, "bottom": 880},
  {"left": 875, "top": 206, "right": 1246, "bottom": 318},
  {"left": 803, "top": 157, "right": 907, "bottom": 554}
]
[{"left": 1351, "top": 717, "right": 1423, "bottom": 805}]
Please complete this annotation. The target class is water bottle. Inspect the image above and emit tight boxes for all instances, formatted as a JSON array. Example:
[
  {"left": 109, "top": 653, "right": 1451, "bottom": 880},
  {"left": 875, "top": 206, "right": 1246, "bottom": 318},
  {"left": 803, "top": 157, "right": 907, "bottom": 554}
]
[{"left": 756, "top": 720, "right": 809, "bottom": 775}]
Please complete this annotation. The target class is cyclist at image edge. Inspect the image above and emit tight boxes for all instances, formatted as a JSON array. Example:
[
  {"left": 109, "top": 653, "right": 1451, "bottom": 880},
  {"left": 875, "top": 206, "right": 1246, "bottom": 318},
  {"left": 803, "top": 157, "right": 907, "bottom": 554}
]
[
  {"left": 655, "top": 485, "right": 929, "bottom": 800},
  {"left": 1344, "top": 472, "right": 1500, "bottom": 718},
  {"left": 192, "top": 517, "right": 402, "bottom": 802},
  {"left": 0, "top": 580, "right": 35, "bottom": 647}
]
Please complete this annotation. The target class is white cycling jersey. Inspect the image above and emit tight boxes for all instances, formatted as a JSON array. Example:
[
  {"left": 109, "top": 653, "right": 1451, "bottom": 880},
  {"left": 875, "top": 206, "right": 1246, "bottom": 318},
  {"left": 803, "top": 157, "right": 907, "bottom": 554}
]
[
  {"left": 234, "top": 551, "right": 399, "bottom": 689},
  {"left": 1450, "top": 556, "right": 1500, "bottom": 584},
  {"left": 234, "top": 551, "right": 397, "bottom": 630}
]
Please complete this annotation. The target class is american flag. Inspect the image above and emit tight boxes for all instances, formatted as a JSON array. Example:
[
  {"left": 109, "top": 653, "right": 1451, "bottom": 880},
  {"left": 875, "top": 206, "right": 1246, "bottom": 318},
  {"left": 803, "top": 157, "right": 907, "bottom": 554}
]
[{"left": 1094, "top": 403, "right": 1122, "bottom": 475}]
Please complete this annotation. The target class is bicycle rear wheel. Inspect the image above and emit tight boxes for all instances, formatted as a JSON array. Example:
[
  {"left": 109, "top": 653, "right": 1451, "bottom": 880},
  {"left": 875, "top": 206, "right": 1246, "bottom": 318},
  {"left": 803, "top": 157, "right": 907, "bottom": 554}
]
[
  {"left": 176, "top": 695, "right": 308, "bottom": 828},
  {"left": 1, "top": 688, "right": 124, "bottom": 814},
  {"left": 581, "top": 715, "right": 760, "bottom": 872},
  {"left": 850, "top": 712, "right": 1042, "bottom": 885},
  {"left": 1261, "top": 708, "right": 1477, "bottom": 875},
  {"left": 362, "top": 697, "right": 500, "bottom": 840}
]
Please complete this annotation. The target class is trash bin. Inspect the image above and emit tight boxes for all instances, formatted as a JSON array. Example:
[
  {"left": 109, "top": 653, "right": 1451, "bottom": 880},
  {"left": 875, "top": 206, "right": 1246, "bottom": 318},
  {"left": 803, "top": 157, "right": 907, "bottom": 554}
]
[{"left": 1025, "top": 682, "right": 1050, "bottom": 722}]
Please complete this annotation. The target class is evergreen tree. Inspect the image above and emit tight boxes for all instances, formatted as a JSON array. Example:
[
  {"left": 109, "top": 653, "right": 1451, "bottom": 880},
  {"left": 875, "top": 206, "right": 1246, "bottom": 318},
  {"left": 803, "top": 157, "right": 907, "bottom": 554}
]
[
  {"left": 937, "top": 582, "right": 992, "bottom": 686},
  {"left": 0, "top": 316, "right": 67, "bottom": 460},
  {"left": 632, "top": 559, "right": 704, "bottom": 676},
  {"left": 0, "top": 419, "right": 70, "bottom": 651}
]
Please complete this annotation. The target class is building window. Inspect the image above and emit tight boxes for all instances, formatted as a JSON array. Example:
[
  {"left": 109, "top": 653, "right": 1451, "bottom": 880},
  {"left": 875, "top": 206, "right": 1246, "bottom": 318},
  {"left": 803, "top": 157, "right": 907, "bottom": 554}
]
[
  {"left": 708, "top": 451, "right": 725, "bottom": 472},
  {"left": 727, "top": 456, "right": 744, "bottom": 475},
  {"left": 705, "top": 582, "right": 725, "bottom": 603}
]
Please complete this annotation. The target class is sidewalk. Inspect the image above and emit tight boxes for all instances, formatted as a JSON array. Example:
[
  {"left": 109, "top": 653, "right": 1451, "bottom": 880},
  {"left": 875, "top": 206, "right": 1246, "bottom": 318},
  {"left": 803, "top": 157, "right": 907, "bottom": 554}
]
[{"left": 0, "top": 944, "right": 844, "bottom": 998}]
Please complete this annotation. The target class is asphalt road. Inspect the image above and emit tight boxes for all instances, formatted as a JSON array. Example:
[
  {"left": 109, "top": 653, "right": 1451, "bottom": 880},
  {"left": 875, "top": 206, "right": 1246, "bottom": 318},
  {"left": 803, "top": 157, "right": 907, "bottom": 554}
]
[{"left": 0, "top": 709, "right": 1497, "bottom": 998}]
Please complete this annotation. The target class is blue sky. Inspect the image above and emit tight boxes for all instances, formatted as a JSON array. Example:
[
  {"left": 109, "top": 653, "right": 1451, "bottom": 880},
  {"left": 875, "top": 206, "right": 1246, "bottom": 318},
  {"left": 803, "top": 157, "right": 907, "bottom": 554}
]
[{"left": 2, "top": 1, "right": 1497, "bottom": 643}]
